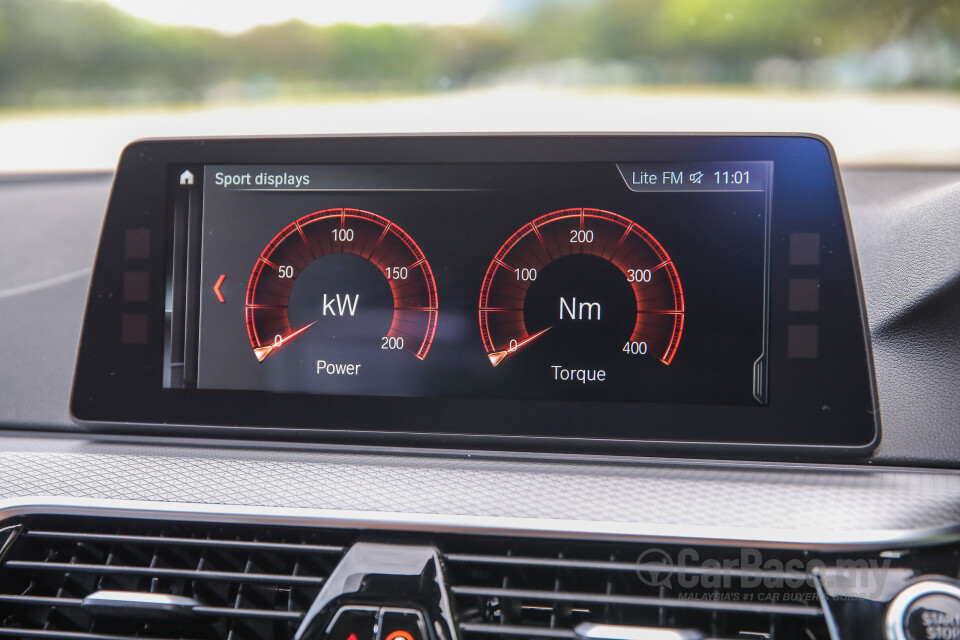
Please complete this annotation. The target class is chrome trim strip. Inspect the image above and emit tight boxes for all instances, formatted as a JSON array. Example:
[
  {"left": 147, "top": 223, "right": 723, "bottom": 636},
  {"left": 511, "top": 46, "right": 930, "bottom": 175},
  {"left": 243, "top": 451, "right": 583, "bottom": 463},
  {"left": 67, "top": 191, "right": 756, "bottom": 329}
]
[{"left": 0, "top": 497, "right": 958, "bottom": 550}]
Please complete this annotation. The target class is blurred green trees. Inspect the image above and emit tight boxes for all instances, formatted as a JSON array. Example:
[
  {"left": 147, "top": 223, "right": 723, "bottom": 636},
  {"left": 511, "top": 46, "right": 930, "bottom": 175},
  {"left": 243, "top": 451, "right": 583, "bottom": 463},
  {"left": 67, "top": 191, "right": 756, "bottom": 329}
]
[{"left": 0, "top": 0, "right": 956, "bottom": 107}]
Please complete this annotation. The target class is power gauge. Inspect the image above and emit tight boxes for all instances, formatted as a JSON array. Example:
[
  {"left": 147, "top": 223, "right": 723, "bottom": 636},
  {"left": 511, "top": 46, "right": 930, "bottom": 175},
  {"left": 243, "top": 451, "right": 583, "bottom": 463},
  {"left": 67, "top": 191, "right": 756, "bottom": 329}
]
[{"left": 245, "top": 208, "right": 438, "bottom": 363}]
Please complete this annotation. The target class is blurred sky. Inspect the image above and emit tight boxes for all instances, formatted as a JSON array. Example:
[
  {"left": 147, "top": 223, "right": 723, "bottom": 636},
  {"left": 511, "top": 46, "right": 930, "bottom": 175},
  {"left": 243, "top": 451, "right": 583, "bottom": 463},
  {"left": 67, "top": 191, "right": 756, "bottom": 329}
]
[{"left": 101, "top": 0, "right": 502, "bottom": 31}]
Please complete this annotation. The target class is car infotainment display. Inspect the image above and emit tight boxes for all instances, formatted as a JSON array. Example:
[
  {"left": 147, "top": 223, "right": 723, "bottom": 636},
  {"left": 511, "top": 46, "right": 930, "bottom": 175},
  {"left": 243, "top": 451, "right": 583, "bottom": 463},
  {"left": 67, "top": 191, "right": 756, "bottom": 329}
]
[
  {"left": 72, "top": 135, "right": 879, "bottom": 454},
  {"left": 191, "top": 161, "right": 769, "bottom": 406}
]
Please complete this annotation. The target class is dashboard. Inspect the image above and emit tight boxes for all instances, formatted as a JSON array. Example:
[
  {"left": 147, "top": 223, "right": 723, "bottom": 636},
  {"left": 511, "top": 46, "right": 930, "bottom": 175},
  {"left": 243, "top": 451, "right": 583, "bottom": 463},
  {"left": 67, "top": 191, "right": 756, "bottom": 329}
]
[{"left": 0, "top": 136, "right": 958, "bottom": 640}]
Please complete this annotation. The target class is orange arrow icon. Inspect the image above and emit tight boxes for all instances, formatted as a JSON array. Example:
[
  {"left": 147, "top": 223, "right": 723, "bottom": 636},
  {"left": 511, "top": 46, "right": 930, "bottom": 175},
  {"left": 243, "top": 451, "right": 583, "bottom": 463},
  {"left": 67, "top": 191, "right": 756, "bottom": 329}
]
[{"left": 213, "top": 274, "right": 226, "bottom": 303}]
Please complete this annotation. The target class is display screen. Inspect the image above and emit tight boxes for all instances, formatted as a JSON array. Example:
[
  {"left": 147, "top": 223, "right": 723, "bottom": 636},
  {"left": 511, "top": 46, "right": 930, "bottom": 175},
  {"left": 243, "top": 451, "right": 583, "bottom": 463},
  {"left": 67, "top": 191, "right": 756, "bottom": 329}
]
[
  {"left": 72, "top": 135, "right": 879, "bottom": 453},
  {"left": 169, "top": 162, "right": 772, "bottom": 406}
]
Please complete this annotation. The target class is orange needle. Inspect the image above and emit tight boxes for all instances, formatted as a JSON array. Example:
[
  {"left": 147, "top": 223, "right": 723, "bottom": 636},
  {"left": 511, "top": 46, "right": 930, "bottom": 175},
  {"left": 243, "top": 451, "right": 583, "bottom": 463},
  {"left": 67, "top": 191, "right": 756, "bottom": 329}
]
[
  {"left": 253, "top": 321, "right": 317, "bottom": 362},
  {"left": 487, "top": 326, "right": 552, "bottom": 366}
]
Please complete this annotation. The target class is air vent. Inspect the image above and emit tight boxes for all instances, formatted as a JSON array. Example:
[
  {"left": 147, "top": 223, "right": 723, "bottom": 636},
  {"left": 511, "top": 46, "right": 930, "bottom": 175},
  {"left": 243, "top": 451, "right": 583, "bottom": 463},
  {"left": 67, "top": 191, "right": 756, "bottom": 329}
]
[
  {"left": 442, "top": 538, "right": 832, "bottom": 640},
  {"left": 0, "top": 517, "right": 351, "bottom": 640},
  {"left": 0, "top": 514, "right": 926, "bottom": 640}
]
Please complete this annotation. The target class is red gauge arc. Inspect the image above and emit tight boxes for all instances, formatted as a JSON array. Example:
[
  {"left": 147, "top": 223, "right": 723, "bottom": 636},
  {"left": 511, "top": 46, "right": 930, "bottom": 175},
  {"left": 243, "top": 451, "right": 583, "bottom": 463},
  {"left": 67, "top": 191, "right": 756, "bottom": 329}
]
[
  {"left": 479, "top": 207, "right": 684, "bottom": 366},
  {"left": 245, "top": 208, "right": 438, "bottom": 361}
]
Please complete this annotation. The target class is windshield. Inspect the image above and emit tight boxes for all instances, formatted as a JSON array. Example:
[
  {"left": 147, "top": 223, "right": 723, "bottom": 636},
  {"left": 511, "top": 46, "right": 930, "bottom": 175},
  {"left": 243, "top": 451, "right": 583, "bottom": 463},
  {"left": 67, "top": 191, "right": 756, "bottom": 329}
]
[{"left": 1, "top": 0, "right": 958, "bottom": 171}]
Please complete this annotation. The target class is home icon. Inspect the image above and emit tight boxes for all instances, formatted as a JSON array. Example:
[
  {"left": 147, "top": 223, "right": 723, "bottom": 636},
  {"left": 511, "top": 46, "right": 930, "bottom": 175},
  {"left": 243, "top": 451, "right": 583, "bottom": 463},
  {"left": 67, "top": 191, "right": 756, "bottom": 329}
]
[{"left": 179, "top": 170, "right": 194, "bottom": 186}]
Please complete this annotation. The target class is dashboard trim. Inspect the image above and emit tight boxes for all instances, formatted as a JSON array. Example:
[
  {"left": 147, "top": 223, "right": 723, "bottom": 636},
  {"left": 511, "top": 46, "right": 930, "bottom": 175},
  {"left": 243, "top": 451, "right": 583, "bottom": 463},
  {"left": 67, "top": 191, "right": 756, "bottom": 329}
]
[
  {"left": 77, "top": 416, "right": 881, "bottom": 457},
  {"left": 0, "top": 497, "right": 958, "bottom": 551}
]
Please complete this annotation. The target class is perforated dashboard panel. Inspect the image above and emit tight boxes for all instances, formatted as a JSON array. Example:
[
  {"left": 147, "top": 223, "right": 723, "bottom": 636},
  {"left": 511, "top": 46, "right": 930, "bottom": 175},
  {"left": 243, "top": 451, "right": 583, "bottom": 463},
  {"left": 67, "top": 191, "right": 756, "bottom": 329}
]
[{"left": 0, "top": 435, "right": 958, "bottom": 547}]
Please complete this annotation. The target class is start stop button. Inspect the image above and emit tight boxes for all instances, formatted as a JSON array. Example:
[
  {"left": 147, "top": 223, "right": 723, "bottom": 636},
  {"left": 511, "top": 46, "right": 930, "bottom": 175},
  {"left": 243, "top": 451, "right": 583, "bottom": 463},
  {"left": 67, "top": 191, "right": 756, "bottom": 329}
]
[{"left": 886, "top": 580, "right": 960, "bottom": 640}]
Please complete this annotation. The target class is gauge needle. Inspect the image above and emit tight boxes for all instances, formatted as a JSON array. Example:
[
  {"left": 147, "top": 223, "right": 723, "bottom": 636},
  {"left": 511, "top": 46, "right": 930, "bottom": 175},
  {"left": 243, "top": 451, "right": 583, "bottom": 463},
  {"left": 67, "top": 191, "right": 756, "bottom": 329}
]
[
  {"left": 487, "top": 326, "right": 552, "bottom": 366},
  {"left": 253, "top": 321, "right": 317, "bottom": 362}
]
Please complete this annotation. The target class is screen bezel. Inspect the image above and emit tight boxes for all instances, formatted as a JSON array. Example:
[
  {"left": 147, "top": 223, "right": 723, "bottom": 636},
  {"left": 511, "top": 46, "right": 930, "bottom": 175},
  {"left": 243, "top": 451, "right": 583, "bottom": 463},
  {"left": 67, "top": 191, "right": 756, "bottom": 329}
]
[{"left": 71, "top": 134, "right": 880, "bottom": 456}]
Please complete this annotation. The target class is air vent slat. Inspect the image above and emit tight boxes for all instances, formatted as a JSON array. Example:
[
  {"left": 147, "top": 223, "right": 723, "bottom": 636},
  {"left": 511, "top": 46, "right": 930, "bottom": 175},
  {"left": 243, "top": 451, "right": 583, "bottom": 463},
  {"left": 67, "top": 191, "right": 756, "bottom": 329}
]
[
  {"left": 5, "top": 561, "right": 326, "bottom": 586},
  {"left": 192, "top": 605, "right": 304, "bottom": 621},
  {"left": 0, "top": 594, "right": 84, "bottom": 606},
  {"left": 26, "top": 531, "right": 344, "bottom": 554},
  {"left": 0, "top": 629, "right": 175, "bottom": 640},
  {"left": 0, "top": 595, "right": 305, "bottom": 622},
  {"left": 449, "top": 586, "right": 822, "bottom": 618},
  {"left": 459, "top": 622, "right": 577, "bottom": 638},
  {"left": 447, "top": 554, "right": 808, "bottom": 581},
  {"left": 446, "top": 553, "right": 642, "bottom": 572}
]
